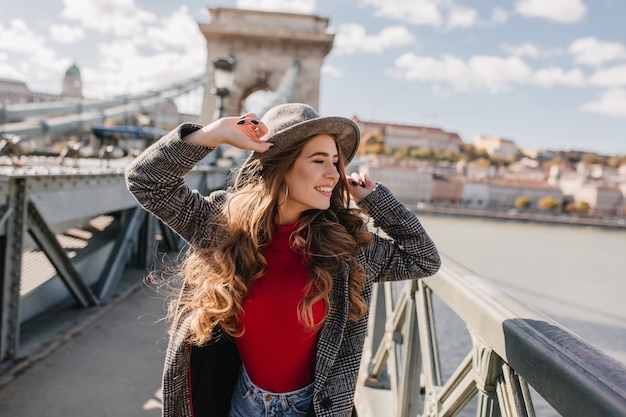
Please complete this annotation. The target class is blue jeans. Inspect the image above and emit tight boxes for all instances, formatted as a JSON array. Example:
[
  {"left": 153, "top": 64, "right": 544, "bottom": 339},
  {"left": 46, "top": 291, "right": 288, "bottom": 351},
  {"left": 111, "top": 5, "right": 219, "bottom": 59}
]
[{"left": 228, "top": 365, "right": 314, "bottom": 417}]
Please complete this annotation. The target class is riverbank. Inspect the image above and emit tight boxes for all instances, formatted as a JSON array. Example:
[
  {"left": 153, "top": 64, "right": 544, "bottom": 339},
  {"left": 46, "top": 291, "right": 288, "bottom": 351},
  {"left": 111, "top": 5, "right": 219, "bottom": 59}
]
[{"left": 413, "top": 206, "right": 626, "bottom": 231}]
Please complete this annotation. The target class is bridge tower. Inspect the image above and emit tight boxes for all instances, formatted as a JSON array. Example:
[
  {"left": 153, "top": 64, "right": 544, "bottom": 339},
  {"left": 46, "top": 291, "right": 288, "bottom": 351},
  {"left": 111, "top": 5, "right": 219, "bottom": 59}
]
[{"left": 197, "top": 8, "right": 335, "bottom": 124}]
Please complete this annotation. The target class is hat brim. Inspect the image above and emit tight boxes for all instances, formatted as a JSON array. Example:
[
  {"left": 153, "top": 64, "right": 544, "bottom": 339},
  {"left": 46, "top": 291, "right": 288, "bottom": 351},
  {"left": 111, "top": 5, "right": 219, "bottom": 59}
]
[{"left": 234, "top": 116, "right": 360, "bottom": 188}]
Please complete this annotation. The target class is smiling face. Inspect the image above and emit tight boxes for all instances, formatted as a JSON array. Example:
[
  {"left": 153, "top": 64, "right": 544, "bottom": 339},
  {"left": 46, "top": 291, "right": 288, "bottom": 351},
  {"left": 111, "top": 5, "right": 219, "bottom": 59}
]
[{"left": 278, "top": 134, "right": 340, "bottom": 224}]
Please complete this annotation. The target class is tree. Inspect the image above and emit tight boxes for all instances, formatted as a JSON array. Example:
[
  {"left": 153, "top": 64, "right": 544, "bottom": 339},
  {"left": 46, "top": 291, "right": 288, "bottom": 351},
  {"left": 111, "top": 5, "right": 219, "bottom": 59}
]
[
  {"left": 537, "top": 196, "right": 559, "bottom": 211},
  {"left": 574, "top": 201, "right": 590, "bottom": 214},
  {"left": 514, "top": 196, "right": 531, "bottom": 210}
]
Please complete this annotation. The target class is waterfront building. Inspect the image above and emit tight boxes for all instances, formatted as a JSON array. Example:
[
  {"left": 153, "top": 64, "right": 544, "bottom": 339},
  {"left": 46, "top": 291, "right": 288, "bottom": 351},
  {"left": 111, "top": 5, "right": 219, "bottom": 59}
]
[
  {"left": 0, "top": 78, "right": 58, "bottom": 105},
  {"left": 473, "top": 134, "right": 518, "bottom": 160},
  {"left": 360, "top": 156, "right": 434, "bottom": 206},
  {"left": 575, "top": 184, "right": 624, "bottom": 216},
  {"left": 353, "top": 116, "right": 463, "bottom": 153},
  {"left": 490, "top": 180, "right": 563, "bottom": 210},
  {"left": 60, "top": 63, "right": 84, "bottom": 99},
  {"left": 462, "top": 179, "right": 563, "bottom": 210},
  {"left": 499, "top": 158, "right": 547, "bottom": 182},
  {"left": 461, "top": 182, "right": 490, "bottom": 208},
  {"left": 457, "top": 159, "right": 497, "bottom": 179},
  {"left": 432, "top": 174, "right": 464, "bottom": 205},
  {"left": 615, "top": 171, "right": 626, "bottom": 217}
]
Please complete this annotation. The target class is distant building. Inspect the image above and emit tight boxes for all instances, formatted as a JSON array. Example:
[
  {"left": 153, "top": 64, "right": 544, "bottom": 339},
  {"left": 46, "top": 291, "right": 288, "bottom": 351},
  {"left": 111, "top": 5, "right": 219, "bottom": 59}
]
[
  {"left": 457, "top": 159, "right": 497, "bottom": 179},
  {"left": 473, "top": 135, "right": 518, "bottom": 160},
  {"left": 462, "top": 182, "right": 490, "bottom": 208},
  {"left": 463, "top": 179, "right": 563, "bottom": 210},
  {"left": 353, "top": 117, "right": 463, "bottom": 153},
  {"left": 1, "top": 63, "right": 186, "bottom": 132},
  {"left": 0, "top": 78, "right": 58, "bottom": 105},
  {"left": 555, "top": 170, "right": 586, "bottom": 197},
  {"left": 575, "top": 184, "right": 623, "bottom": 216},
  {"left": 0, "top": 78, "right": 31, "bottom": 105},
  {"left": 432, "top": 175, "right": 463, "bottom": 205},
  {"left": 360, "top": 156, "right": 434, "bottom": 206},
  {"left": 61, "top": 63, "right": 84, "bottom": 99}
]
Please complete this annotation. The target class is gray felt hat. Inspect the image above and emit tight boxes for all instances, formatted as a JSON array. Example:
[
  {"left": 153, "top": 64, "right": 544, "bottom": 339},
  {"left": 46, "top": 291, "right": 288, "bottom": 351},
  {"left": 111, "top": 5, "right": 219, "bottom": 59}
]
[{"left": 235, "top": 103, "right": 360, "bottom": 188}]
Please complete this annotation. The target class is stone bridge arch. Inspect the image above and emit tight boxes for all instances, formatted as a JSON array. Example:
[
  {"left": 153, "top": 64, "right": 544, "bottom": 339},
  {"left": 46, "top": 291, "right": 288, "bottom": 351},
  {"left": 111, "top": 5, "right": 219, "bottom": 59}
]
[{"left": 197, "top": 8, "right": 335, "bottom": 124}]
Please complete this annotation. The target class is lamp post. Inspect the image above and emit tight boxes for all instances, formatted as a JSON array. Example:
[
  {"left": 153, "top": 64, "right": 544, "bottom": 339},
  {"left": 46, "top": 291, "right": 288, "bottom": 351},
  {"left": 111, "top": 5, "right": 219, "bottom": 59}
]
[{"left": 211, "top": 55, "right": 236, "bottom": 120}]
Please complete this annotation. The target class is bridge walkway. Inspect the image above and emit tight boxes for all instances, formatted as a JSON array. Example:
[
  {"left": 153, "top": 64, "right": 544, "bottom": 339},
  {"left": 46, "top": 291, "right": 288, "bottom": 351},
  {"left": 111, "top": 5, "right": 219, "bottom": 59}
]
[
  {"left": 0, "top": 266, "right": 165, "bottom": 416},
  {"left": 0, "top": 260, "right": 387, "bottom": 417}
]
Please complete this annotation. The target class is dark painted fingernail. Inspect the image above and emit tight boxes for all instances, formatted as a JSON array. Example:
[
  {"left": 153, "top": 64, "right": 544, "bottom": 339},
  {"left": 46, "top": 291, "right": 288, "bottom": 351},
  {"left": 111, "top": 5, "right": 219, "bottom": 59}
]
[
  {"left": 236, "top": 119, "right": 245, "bottom": 125},
  {"left": 250, "top": 119, "right": 259, "bottom": 125},
  {"left": 350, "top": 180, "right": 358, "bottom": 186}
]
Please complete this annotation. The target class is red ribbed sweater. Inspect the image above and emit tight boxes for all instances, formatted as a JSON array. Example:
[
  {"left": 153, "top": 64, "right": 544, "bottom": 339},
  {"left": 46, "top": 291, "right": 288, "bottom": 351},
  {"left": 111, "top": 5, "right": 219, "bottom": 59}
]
[{"left": 236, "top": 223, "right": 325, "bottom": 392}]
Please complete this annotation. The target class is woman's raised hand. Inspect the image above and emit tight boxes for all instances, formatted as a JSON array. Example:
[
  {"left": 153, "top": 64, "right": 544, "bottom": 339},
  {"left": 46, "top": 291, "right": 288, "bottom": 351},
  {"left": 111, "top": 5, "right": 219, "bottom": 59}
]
[
  {"left": 347, "top": 172, "right": 375, "bottom": 202},
  {"left": 184, "top": 112, "right": 272, "bottom": 153}
]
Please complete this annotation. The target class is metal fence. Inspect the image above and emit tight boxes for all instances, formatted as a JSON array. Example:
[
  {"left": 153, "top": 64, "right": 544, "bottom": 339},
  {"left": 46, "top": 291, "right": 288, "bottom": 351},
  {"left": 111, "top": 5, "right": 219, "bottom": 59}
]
[
  {"left": 3, "top": 161, "right": 625, "bottom": 417},
  {"left": 363, "top": 254, "right": 626, "bottom": 417},
  {"left": 0, "top": 163, "right": 228, "bottom": 364}
]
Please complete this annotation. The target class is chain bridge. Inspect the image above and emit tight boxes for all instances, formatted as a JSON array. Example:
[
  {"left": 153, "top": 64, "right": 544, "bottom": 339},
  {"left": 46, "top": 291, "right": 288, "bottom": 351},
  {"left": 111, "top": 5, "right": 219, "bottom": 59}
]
[{"left": 0, "top": 7, "right": 625, "bottom": 417}]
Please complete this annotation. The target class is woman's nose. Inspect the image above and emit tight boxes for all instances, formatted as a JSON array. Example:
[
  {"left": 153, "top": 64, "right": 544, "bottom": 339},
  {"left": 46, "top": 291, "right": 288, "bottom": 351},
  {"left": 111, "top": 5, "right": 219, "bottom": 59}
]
[{"left": 325, "top": 165, "right": 339, "bottom": 179}]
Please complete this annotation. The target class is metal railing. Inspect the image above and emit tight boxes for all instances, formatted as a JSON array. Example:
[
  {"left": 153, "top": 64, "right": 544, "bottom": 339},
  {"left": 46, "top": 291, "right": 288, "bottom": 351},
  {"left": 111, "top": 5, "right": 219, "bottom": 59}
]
[
  {"left": 0, "top": 71, "right": 211, "bottom": 136},
  {"left": 0, "top": 163, "right": 228, "bottom": 364},
  {"left": 363, "top": 254, "right": 626, "bottom": 417}
]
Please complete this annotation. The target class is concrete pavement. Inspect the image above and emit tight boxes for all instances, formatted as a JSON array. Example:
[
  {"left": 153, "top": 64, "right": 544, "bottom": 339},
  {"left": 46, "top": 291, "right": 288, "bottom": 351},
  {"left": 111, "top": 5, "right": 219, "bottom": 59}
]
[
  {"left": 0, "top": 268, "right": 168, "bottom": 417},
  {"left": 0, "top": 266, "right": 391, "bottom": 417}
]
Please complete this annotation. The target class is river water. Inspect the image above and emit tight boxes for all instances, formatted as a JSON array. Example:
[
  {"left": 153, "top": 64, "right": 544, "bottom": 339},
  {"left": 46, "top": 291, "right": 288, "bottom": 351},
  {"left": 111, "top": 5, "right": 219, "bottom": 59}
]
[
  {"left": 411, "top": 214, "right": 626, "bottom": 416},
  {"left": 417, "top": 213, "right": 626, "bottom": 366}
]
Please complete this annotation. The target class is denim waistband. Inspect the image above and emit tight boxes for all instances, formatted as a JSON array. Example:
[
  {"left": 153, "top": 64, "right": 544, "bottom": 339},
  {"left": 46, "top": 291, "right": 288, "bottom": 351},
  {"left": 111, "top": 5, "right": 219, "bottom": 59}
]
[{"left": 239, "top": 365, "right": 314, "bottom": 405}]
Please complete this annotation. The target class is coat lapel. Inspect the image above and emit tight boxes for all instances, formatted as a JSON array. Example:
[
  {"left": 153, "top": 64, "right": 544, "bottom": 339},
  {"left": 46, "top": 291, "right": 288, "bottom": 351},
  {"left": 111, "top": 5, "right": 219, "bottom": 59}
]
[{"left": 313, "top": 264, "right": 349, "bottom": 390}]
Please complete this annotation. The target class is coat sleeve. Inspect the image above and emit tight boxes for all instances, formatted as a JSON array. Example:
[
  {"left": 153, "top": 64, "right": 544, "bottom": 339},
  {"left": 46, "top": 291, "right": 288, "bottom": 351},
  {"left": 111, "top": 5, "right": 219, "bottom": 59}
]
[
  {"left": 356, "top": 183, "right": 441, "bottom": 282},
  {"left": 124, "top": 123, "right": 226, "bottom": 248}
]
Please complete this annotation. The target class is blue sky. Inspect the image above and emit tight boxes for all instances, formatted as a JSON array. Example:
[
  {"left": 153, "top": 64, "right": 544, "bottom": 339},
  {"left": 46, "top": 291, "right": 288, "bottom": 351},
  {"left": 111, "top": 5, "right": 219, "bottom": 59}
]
[{"left": 1, "top": 0, "right": 625, "bottom": 155}]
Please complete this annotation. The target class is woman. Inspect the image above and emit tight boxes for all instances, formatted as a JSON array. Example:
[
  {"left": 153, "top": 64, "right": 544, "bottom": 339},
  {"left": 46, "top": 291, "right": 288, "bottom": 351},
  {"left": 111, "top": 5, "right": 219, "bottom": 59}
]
[{"left": 125, "top": 103, "right": 440, "bottom": 417}]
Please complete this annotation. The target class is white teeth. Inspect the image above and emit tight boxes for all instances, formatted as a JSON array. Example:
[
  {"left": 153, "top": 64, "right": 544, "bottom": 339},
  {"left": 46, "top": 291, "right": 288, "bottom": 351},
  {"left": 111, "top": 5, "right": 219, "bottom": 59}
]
[{"left": 315, "top": 187, "right": 333, "bottom": 193}]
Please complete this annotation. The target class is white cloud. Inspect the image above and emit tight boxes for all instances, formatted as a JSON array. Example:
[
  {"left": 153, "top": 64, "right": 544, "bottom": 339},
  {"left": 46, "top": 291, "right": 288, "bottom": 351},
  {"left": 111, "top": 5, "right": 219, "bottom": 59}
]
[
  {"left": 569, "top": 37, "right": 626, "bottom": 67},
  {"left": 447, "top": 5, "right": 478, "bottom": 29},
  {"left": 49, "top": 24, "right": 85, "bottom": 44},
  {"left": 502, "top": 43, "right": 564, "bottom": 60},
  {"left": 491, "top": 7, "right": 509, "bottom": 24},
  {"left": 360, "top": 0, "right": 480, "bottom": 29},
  {"left": 334, "top": 24, "right": 414, "bottom": 55},
  {"left": 0, "top": 19, "right": 49, "bottom": 55},
  {"left": 588, "top": 64, "right": 626, "bottom": 88},
  {"left": 322, "top": 65, "right": 342, "bottom": 78},
  {"left": 515, "top": 0, "right": 586, "bottom": 23},
  {"left": 0, "top": 18, "right": 70, "bottom": 88},
  {"left": 84, "top": 28, "right": 205, "bottom": 99},
  {"left": 143, "top": 6, "right": 206, "bottom": 52},
  {"left": 0, "top": 57, "right": 23, "bottom": 81},
  {"left": 581, "top": 88, "right": 626, "bottom": 117},
  {"left": 502, "top": 43, "right": 541, "bottom": 59},
  {"left": 53, "top": 4, "right": 206, "bottom": 99},
  {"left": 84, "top": 41, "right": 187, "bottom": 97},
  {"left": 61, "top": 0, "right": 156, "bottom": 37},
  {"left": 1, "top": 3, "right": 208, "bottom": 98},
  {"left": 532, "top": 67, "right": 586, "bottom": 87},
  {"left": 390, "top": 53, "right": 533, "bottom": 94},
  {"left": 391, "top": 53, "right": 587, "bottom": 92},
  {"left": 468, "top": 55, "right": 533, "bottom": 93},
  {"left": 360, "top": 0, "right": 443, "bottom": 27},
  {"left": 236, "top": 0, "right": 315, "bottom": 14}
]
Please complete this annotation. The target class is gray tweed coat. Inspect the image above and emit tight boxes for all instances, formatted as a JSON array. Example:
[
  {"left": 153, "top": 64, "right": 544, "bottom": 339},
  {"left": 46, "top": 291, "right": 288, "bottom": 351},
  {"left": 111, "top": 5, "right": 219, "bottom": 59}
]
[{"left": 125, "top": 124, "right": 441, "bottom": 417}]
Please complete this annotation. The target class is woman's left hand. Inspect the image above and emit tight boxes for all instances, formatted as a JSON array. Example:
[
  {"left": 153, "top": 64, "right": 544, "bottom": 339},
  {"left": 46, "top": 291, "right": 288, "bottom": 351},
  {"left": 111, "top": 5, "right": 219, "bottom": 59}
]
[{"left": 348, "top": 172, "right": 375, "bottom": 202}]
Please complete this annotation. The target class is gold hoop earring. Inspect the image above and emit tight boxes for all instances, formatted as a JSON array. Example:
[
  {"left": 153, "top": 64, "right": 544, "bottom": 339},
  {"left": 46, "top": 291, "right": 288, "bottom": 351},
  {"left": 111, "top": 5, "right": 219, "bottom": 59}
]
[{"left": 278, "top": 185, "right": 289, "bottom": 206}]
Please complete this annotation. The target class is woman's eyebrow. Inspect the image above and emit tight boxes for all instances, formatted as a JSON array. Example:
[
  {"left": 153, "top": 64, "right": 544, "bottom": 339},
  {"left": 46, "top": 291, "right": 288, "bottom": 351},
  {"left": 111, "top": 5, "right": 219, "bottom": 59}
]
[{"left": 307, "top": 151, "right": 338, "bottom": 159}]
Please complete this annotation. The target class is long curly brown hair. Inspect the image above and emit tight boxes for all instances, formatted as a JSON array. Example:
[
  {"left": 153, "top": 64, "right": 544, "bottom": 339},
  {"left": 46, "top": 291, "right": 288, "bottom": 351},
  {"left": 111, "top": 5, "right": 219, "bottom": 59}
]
[{"left": 170, "top": 135, "right": 372, "bottom": 346}]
